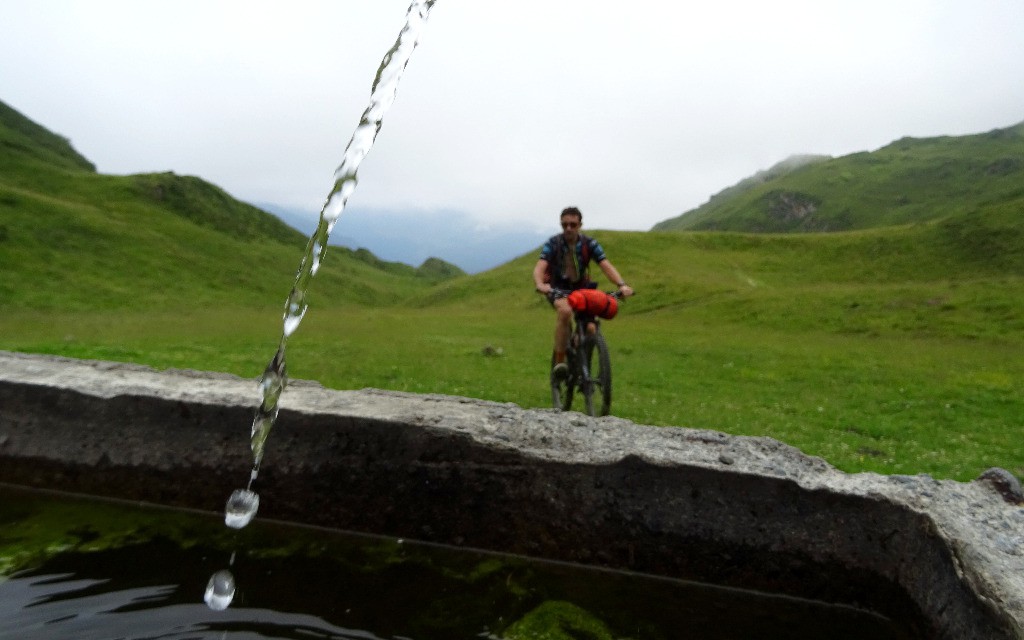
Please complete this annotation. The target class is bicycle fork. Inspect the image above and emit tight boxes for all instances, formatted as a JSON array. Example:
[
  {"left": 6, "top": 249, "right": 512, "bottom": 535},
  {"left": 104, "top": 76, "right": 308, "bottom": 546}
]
[{"left": 574, "top": 338, "right": 592, "bottom": 394}]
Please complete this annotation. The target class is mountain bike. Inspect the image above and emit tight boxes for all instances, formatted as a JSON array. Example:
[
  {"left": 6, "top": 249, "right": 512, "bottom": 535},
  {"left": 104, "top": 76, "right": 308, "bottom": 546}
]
[{"left": 550, "top": 290, "right": 623, "bottom": 417}]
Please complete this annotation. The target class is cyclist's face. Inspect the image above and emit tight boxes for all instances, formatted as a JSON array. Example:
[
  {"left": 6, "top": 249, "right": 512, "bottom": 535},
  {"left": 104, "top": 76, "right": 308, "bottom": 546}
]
[{"left": 560, "top": 215, "right": 581, "bottom": 241}]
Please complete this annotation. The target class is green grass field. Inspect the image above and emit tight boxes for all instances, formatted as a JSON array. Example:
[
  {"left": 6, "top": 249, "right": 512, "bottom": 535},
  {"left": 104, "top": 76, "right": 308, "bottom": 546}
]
[{"left": 3, "top": 271, "right": 1021, "bottom": 483}]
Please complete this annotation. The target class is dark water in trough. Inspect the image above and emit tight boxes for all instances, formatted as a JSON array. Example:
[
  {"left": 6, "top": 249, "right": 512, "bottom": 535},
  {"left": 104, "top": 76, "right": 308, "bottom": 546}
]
[{"left": 0, "top": 485, "right": 921, "bottom": 640}]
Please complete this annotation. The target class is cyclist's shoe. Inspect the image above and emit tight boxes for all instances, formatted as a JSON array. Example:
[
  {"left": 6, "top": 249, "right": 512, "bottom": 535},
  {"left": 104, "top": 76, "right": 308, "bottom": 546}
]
[{"left": 552, "top": 362, "right": 569, "bottom": 380}]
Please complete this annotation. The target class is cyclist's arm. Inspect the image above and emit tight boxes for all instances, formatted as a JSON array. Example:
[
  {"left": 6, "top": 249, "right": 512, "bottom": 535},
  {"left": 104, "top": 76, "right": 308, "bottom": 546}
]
[
  {"left": 597, "top": 259, "right": 634, "bottom": 297},
  {"left": 533, "top": 259, "right": 553, "bottom": 294}
]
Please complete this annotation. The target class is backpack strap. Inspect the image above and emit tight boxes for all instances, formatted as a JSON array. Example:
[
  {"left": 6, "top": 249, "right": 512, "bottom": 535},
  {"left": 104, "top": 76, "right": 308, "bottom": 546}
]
[{"left": 578, "top": 234, "right": 592, "bottom": 283}]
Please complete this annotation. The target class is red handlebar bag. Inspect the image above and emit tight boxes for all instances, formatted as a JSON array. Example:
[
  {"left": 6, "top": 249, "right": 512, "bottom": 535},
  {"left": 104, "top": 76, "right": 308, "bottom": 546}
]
[{"left": 567, "top": 289, "right": 618, "bottom": 319}]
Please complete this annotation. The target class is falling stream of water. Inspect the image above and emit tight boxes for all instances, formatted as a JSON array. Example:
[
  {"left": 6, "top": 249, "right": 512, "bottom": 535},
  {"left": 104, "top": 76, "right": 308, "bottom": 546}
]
[{"left": 204, "top": 0, "right": 437, "bottom": 611}]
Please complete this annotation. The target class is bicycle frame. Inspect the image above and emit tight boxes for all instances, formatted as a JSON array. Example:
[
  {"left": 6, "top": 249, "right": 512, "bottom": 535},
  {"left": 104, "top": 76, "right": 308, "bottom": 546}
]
[
  {"left": 550, "top": 289, "right": 619, "bottom": 416},
  {"left": 571, "top": 313, "right": 599, "bottom": 381}
]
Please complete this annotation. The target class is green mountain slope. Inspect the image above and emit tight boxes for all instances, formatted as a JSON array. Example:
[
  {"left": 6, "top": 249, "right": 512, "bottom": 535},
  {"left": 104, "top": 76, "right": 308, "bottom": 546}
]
[
  {"left": 0, "top": 99, "right": 461, "bottom": 311},
  {"left": 653, "top": 121, "right": 1024, "bottom": 233},
  {"left": 0, "top": 100, "right": 95, "bottom": 173}
]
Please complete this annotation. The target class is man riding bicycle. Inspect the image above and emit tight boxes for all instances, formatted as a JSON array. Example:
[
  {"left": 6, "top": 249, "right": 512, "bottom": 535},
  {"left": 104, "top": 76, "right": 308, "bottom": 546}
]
[{"left": 533, "top": 207, "right": 634, "bottom": 379}]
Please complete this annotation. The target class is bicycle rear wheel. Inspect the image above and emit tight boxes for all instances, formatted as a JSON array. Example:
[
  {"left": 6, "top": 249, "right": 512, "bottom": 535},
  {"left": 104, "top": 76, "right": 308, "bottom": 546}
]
[
  {"left": 550, "top": 351, "right": 575, "bottom": 411},
  {"left": 582, "top": 333, "right": 612, "bottom": 416}
]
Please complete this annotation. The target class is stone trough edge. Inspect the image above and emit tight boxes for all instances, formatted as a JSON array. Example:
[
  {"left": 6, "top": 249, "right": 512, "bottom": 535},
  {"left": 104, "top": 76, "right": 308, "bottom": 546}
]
[{"left": 1, "top": 350, "right": 1022, "bottom": 637}]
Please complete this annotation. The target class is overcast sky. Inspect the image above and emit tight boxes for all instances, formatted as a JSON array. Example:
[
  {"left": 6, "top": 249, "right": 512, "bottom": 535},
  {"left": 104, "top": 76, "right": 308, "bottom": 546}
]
[{"left": 3, "top": 0, "right": 1023, "bottom": 235}]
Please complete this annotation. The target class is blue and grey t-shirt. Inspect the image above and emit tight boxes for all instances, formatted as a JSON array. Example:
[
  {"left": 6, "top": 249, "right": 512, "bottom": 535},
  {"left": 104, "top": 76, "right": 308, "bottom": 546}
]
[{"left": 540, "top": 233, "right": 607, "bottom": 289}]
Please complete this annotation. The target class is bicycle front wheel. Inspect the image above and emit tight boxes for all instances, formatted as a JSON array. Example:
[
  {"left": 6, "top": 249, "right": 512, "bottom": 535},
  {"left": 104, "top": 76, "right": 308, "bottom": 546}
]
[{"left": 582, "top": 332, "right": 612, "bottom": 416}]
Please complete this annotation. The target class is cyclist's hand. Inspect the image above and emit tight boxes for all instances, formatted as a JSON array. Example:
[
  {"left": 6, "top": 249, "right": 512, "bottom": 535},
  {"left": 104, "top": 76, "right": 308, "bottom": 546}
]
[
  {"left": 618, "top": 284, "right": 635, "bottom": 297},
  {"left": 536, "top": 283, "right": 552, "bottom": 294}
]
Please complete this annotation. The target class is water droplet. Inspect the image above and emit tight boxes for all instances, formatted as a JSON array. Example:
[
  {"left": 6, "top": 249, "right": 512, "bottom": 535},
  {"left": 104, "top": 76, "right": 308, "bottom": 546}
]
[
  {"left": 311, "top": 243, "right": 323, "bottom": 275},
  {"left": 204, "top": 569, "right": 236, "bottom": 611},
  {"left": 259, "top": 368, "right": 285, "bottom": 406},
  {"left": 225, "top": 489, "right": 259, "bottom": 529},
  {"left": 283, "top": 301, "right": 307, "bottom": 338},
  {"left": 250, "top": 412, "right": 274, "bottom": 466}
]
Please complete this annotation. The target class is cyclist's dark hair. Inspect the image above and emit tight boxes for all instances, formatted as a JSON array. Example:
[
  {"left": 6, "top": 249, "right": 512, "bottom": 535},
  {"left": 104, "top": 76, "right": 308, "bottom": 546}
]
[{"left": 560, "top": 206, "right": 582, "bottom": 222}]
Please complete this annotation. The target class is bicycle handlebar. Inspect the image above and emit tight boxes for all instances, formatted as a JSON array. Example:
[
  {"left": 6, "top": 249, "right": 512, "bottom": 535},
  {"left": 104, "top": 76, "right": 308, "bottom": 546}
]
[{"left": 548, "top": 288, "right": 631, "bottom": 299}]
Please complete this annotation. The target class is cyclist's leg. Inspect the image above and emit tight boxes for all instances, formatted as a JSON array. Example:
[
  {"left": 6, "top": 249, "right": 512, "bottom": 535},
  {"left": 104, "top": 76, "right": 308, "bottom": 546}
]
[
  {"left": 552, "top": 294, "right": 577, "bottom": 376},
  {"left": 552, "top": 296, "right": 573, "bottom": 374}
]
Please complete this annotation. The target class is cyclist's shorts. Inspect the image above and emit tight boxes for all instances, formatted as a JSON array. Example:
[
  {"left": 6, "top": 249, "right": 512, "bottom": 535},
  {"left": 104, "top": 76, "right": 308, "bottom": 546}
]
[{"left": 546, "top": 290, "right": 568, "bottom": 305}]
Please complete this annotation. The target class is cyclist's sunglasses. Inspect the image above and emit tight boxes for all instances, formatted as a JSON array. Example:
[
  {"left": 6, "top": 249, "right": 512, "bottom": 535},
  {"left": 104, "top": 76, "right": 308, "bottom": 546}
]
[{"left": 561, "top": 221, "right": 580, "bottom": 229}]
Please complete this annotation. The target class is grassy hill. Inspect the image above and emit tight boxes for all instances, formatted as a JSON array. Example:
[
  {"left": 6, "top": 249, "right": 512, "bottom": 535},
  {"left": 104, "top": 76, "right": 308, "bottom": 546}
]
[
  {"left": 653, "top": 121, "right": 1024, "bottom": 233},
  {"left": 1, "top": 99, "right": 1021, "bottom": 482},
  {"left": 0, "top": 100, "right": 95, "bottom": 173},
  {"left": 0, "top": 100, "right": 461, "bottom": 312}
]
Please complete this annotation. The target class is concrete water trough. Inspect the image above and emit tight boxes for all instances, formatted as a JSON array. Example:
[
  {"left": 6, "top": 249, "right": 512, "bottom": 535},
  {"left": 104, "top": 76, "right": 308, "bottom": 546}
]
[{"left": 1, "top": 350, "right": 1022, "bottom": 638}]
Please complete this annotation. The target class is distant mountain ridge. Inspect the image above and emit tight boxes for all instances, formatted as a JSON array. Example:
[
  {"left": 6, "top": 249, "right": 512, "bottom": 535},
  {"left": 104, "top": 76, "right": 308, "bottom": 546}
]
[
  {"left": 258, "top": 201, "right": 547, "bottom": 275},
  {"left": 688, "top": 154, "right": 832, "bottom": 215},
  {"left": 653, "top": 121, "right": 1024, "bottom": 233}
]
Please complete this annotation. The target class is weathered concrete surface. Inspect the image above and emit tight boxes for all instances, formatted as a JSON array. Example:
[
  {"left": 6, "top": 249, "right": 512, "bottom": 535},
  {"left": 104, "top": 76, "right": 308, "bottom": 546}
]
[{"left": 1, "top": 350, "right": 1022, "bottom": 639}]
